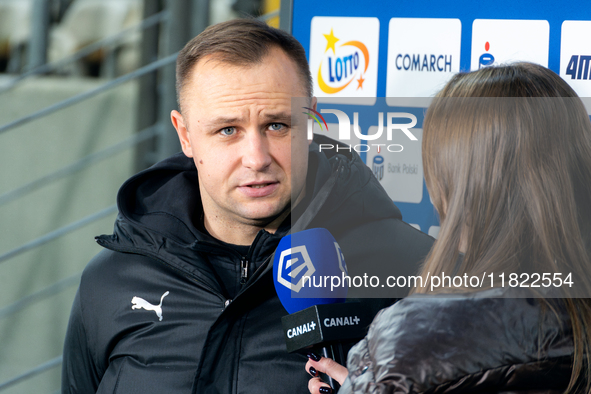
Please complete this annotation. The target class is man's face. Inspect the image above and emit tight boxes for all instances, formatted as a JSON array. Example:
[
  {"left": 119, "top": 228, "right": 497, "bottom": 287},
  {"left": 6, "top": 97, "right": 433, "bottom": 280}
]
[{"left": 171, "top": 47, "right": 311, "bottom": 230}]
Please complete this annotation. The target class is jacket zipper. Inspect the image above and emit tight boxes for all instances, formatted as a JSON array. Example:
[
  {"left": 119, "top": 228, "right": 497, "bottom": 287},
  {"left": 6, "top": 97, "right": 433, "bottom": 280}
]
[
  {"left": 243, "top": 230, "right": 266, "bottom": 280},
  {"left": 197, "top": 240, "right": 251, "bottom": 285},
  {"left": 202, "top": 230, "right": 267, "bottom": 286},
  {"left": 240, "top": 257, "right": 248, "bottom": 284},
  {"left": 98, "top": 227, "right": 274, "bottom": 309}
]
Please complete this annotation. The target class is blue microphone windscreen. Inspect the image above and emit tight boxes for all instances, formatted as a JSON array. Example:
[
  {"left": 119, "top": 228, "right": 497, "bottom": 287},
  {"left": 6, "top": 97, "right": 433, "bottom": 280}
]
[{"left": 273, "top": 228, "right": 348, "bottom": 314}]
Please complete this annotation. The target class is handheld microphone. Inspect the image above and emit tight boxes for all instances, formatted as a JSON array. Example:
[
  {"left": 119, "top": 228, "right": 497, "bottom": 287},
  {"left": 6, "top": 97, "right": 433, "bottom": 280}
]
[
  {"left": 273, "top": 227, "right": 348, "bottom": 313},
  {"left": 273, "top": 228, "right": 374, "bottom": 389}
]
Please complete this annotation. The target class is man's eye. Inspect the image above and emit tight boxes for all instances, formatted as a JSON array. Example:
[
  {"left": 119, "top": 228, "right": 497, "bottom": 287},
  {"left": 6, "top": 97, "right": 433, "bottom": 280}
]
[
  {"left": 220, "top": 127, "right": 236, "bottom": 136},
  {"left": 269, "top": 123, "right": 285, "bottom": 131}
]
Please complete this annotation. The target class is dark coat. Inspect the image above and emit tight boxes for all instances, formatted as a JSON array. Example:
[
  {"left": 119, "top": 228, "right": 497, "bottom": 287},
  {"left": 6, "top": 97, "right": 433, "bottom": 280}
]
[
  {"left": 341, "top": 288, "right": 574, "bottom": 394},
  {"left": 61, "top": 135, "right": 434, "bottom": 393}
]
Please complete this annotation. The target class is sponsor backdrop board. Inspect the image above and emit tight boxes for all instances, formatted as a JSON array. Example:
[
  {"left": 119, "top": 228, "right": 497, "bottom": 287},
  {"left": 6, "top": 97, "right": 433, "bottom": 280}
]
[{"left": 291, "top": 0, "right": 591, "bottom": 235}]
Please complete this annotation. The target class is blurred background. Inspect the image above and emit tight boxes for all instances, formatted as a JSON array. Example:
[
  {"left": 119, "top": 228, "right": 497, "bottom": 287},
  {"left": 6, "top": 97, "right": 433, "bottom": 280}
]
[
  {"left": 0, "top": 0, "right": 283, "bottom": 392},
  {"left": 4, "top": 0, "right": 589, "bottom": 392}
]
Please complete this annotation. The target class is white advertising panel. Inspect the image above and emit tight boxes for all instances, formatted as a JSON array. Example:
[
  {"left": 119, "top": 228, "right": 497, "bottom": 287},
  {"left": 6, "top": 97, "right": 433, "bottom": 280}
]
[{"left": 309, "top": 17, "right": 380, "bottom": 104}]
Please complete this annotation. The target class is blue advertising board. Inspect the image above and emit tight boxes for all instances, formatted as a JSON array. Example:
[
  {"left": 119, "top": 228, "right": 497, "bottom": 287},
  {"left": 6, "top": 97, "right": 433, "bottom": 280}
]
[{"left": 290, "top": 0, "right": 591, "bottom": 236}]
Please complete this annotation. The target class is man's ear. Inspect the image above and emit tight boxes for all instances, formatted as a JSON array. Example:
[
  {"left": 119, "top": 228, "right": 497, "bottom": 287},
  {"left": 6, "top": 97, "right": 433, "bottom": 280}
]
[
  {"left": 171, "top": 110, "right": 193, "bottom": 158},
  {"left": 308, "top": 96, "right": 317, "bottom": 146}
]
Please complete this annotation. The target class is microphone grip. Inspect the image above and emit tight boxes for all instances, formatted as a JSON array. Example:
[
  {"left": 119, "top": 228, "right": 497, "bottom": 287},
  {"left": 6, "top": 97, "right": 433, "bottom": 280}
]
[{"left": 317, "top": 344, "right": 346, "bottom": 391}]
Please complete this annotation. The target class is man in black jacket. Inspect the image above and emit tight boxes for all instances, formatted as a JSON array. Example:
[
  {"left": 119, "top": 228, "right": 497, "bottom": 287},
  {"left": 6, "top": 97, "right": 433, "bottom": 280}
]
[{"left": 61, "top": 19, "right": 434, "bottom": 393}]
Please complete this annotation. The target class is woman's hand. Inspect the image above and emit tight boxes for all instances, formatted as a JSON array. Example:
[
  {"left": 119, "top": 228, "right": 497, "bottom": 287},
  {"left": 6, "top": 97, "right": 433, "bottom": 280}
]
[{"left": 306, "top": 352, "right": 349, "bottom": 394}]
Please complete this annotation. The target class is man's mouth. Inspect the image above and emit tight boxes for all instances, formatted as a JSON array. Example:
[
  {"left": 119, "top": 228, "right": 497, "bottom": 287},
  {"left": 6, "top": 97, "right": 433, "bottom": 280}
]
[{"left": 239, "top": 182, "right": 279, "bottom": 197}]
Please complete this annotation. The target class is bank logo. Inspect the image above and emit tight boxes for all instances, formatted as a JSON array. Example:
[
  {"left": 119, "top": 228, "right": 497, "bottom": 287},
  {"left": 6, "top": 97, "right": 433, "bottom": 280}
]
[
  {"left": 479, "top": 41, "right": 495, "bottom": 69},
  {"left": 276, "top": 245, "right": 315, "bottom": 293},
  {"left": 561, "top": 21, "right": 591, "bottom": 100},
  {"left": 386, "top": 18, "right": 461, "bottom": 101},
  {"left": 309, "top": 17, "right": 379, "bottom": 102},
  {"left": 470, "top": 19, "right": 549, "bottom": 71},
  {"left": 372, "top": 155, "right": 384, "bottom": 181},
  {"left": 365, "top": 126, "right": 424, "bottom": 204}
]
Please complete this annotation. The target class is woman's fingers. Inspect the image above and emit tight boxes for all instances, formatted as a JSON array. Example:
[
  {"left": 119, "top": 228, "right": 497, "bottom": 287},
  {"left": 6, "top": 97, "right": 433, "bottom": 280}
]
[
  {"left": 308, "top": 376, "right": 333, "bottom": 394},
  {"left": 305, "top": 352, "right": 349, "bottom": 393},
  {"left": 306, "top": 353, "right": 349, "bottom": 384}
]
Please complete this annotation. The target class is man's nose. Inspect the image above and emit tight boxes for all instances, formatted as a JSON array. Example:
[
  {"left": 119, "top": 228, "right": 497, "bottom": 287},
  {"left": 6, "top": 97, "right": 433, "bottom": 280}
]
[{"left": 241, "top": 131, "right": 272, "bottom": 171}]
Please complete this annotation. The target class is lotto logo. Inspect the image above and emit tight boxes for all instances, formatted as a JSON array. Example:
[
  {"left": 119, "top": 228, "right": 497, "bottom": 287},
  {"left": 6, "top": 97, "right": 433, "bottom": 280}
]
[{"left": 309, "top": 17, "right": 380, "bottom": 102}]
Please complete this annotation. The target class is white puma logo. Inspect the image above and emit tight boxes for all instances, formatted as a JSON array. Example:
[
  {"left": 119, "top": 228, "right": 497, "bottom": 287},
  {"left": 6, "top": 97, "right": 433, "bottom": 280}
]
[{"left": 131, "top": 291, "right": 169, "bottom": 321}]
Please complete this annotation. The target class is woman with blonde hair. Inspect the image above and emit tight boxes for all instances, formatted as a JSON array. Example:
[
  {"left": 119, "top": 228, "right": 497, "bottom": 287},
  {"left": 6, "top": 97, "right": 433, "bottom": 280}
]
[{"left": 306, "top": 63, "right": 591, "bottom": 393}]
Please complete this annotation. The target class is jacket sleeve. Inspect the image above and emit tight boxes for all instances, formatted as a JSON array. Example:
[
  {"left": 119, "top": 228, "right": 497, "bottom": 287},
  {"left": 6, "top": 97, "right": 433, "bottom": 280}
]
[
  {"left": 339, "top": 308, "right": 414, "bottom": 394},
  {"left": 61, "top": 288, "right": 101, "bottom": 393},
  {"left": 339, "top": 336, "right": 379, "bottom": 394}
]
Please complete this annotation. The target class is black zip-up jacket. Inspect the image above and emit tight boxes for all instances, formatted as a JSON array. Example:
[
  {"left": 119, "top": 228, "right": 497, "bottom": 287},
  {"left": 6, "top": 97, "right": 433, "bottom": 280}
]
[{"left": 61, "top": 135, "right": 434, "bottom": 393}]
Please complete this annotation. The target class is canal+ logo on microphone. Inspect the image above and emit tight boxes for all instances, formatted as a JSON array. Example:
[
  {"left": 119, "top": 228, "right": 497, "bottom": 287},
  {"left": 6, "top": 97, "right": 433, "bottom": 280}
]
[{"left": 309, "top": 17, "right": 379, "bottom": 104}]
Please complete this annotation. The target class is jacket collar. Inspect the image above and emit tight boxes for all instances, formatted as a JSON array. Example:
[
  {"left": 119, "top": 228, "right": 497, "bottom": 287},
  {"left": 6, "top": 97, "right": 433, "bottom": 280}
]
[{"left": 97, "top": 135, "right": 403, "bottom": 277}]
